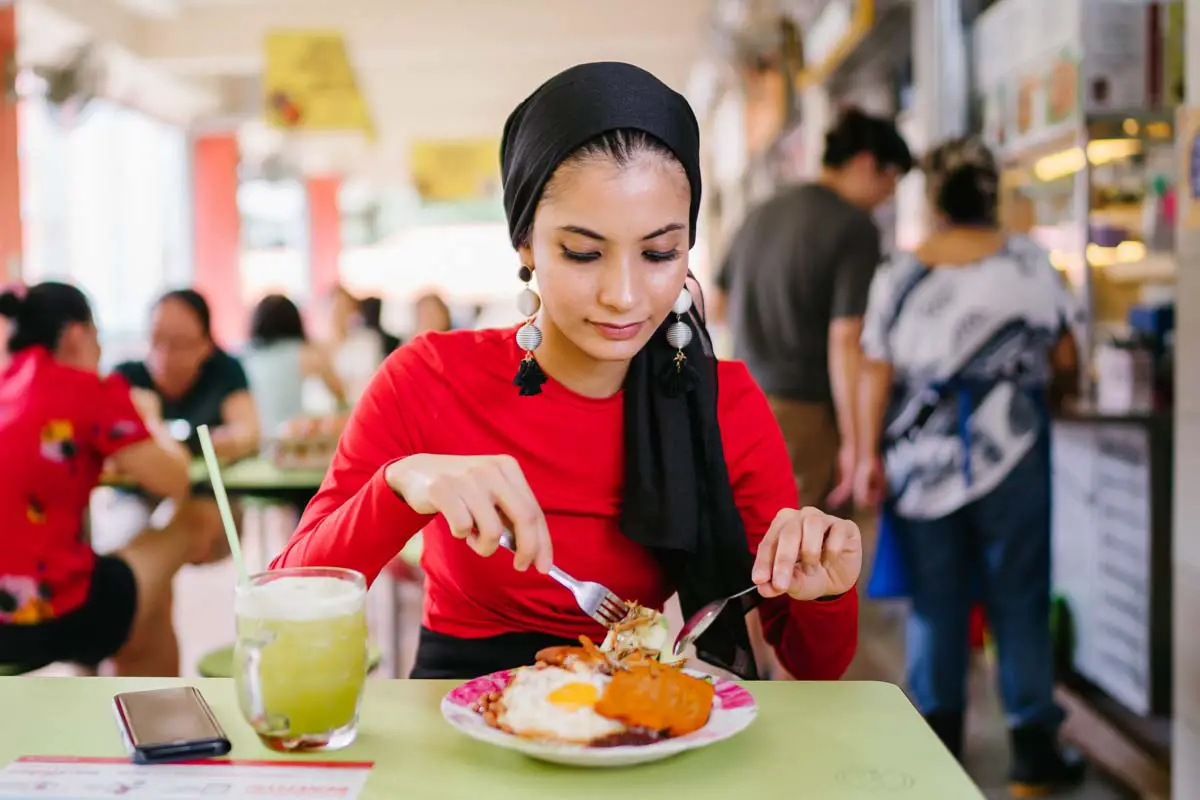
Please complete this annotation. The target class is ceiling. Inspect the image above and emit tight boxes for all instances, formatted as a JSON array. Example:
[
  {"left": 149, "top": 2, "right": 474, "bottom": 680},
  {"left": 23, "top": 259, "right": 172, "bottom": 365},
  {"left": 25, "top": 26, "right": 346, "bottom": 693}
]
[{"left": 19, "top": 0, "right": 724, "bottom": 181}]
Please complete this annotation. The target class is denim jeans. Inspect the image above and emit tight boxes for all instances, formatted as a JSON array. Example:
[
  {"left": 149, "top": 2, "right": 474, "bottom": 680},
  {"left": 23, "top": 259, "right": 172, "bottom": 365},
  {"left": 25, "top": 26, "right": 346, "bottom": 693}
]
[{"left": 892, "top": 439, "right": 1063, "bottom": 730}]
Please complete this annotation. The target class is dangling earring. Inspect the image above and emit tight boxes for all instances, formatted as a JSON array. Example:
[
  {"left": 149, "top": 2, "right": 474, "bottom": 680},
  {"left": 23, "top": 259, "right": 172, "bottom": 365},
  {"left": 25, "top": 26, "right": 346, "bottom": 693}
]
[
  {"left": 661, "top": 286, "right": 698, "bottom": 397},
  {"left": 513, "top": 264, "right": 548, "bottom": 396}
]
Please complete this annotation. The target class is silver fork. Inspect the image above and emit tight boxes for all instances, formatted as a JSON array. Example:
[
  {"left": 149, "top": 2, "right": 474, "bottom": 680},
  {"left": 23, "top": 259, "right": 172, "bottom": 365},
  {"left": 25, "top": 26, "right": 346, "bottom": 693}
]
[{"left": 497, "top": 530, "right": 628, "bottom": 626}]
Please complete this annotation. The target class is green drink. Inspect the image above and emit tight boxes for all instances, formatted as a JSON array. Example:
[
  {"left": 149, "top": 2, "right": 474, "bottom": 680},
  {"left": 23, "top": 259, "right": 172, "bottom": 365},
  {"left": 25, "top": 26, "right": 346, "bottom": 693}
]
[{"left": 234, "top": 567, "right": 368, "bottom": 751}]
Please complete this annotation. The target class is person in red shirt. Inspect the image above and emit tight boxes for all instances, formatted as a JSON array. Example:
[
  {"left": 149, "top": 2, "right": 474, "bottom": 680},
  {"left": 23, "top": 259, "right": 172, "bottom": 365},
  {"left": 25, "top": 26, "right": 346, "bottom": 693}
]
[
  {"left": 0, "top": 282, "right": 217, "bottom": 675},
  {"left": 273, "top": 62, "right": 864, "bottom": 680}
]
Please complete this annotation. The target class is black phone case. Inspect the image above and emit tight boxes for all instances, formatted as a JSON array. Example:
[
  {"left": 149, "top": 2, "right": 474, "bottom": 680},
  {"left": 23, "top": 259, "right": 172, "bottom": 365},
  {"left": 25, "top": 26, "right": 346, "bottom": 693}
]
[{"left": 113, "top": 686, "right": 232, "bottom": 765}]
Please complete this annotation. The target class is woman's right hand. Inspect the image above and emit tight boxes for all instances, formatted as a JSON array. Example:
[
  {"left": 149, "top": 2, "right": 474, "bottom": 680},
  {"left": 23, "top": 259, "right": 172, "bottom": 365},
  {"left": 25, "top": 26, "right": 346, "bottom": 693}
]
[
  {"left": 853, "top": 455, "right": 887, "bottom": 508},
  {"left": 385, "top": 454, "right": 553, "bottom": 574}
]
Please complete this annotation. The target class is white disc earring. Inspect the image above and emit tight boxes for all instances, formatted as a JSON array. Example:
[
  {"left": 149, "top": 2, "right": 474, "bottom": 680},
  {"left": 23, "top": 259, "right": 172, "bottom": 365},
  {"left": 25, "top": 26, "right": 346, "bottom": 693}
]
[
  {"left": 513, "top": 264, "right": 546, "bottom": 396},
  {"left": 661, "top": 285, "right": 697, "bottom": 396}
]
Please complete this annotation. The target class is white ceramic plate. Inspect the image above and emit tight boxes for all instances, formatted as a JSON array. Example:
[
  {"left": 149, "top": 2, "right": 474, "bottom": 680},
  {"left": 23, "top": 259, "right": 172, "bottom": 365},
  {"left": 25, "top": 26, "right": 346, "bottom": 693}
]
[{"left": 441, "top": 667, "right": 757, "bottom": 767}]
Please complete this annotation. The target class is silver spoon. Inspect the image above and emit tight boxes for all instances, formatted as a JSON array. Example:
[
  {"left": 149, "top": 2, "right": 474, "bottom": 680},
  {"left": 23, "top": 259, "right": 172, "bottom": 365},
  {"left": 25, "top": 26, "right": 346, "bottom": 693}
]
[{"left": 672, "top": 585, "right": 760, "bottom": 658}]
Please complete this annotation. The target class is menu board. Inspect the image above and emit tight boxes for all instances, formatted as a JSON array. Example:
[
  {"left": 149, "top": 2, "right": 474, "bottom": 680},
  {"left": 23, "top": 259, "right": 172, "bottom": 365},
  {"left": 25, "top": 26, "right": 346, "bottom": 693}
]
[{"left": 1051, "top": 423, "right": 1153, "bottom": 715}]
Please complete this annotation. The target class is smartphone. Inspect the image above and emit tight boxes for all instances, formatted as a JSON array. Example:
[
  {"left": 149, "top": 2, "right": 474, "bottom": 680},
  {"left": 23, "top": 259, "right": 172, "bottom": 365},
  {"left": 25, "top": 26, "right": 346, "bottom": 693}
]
[{"left": 113, "top": 686, "right": 232, "bottom": 765}]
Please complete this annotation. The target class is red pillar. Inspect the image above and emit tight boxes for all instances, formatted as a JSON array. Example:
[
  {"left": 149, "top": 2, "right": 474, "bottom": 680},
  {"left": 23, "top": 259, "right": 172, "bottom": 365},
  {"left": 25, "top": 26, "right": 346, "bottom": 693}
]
[
  {"left": 191, "top": 132, "right": 243, "bottom": 348},
  {"left": 306, "top": 175, "right": 341, "bottom": 299},
  {"left": 0, "top": 3, "right": 21, "bottom": 285}
]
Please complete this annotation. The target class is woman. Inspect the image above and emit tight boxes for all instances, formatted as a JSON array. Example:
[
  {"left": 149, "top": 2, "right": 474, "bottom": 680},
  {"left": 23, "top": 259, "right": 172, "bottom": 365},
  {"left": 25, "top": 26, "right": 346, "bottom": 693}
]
[
  {"left": 94, "top": 289, "right": 259, "bottom": 559},
  {"left": 273, "top": 62, "right": 863, "bottom": 681},
  {"left": 0, "top": 282, "right": 217, "bottom": 675},
  {"left": 318, "top": 285, "right": 383, "bottom": 409},
  {"left": 114, "top": 289, "right": 260, "bottom": 460},
  {"left": 242, "top": 293, "right": 347, "bottom": 437},
  {"left": 854, "top": 137, "right": 1083, "bottom": 793}
]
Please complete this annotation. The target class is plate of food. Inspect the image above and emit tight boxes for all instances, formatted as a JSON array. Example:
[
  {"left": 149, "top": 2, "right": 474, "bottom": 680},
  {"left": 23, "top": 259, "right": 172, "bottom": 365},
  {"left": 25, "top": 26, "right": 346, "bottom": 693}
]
[{"left": 440, "top": 605, "right": 757, "bottom": 767}]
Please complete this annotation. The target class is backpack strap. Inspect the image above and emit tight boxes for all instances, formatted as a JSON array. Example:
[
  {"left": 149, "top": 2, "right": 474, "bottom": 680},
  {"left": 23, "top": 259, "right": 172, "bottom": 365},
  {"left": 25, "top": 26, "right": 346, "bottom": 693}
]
[{"left": 879, "top": 256, "right": 933, "bottom": 342}]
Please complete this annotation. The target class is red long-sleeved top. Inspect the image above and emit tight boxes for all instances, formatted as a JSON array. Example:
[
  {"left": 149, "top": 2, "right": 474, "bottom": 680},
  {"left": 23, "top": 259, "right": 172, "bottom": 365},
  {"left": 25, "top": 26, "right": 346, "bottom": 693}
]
[{"left": 273, "top": 327, "right": 857, "bottom": 679}]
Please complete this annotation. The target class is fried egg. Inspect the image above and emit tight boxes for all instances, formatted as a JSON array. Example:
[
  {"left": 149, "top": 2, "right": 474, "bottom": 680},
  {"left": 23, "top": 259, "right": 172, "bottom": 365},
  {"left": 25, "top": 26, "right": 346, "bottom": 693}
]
[{"left": 498, "top": 666, "right": 624, "bottom": 743}]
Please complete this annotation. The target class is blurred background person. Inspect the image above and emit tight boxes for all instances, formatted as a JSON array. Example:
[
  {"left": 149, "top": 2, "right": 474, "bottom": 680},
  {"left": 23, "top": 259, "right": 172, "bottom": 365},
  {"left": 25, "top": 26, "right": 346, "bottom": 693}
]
[
  {"left": 714, "top": 109, "right": 913, "bottom": 513},
  {"left": 0, "top": 282, "right": 218, "bottom": 676},
  {"left": 91, "top": 289, "right": 259, "bottom": 558},
  {"left": 712, "top": 110, "right": 911, "bottom": 681},
  {"left": 314, "top": 285, "right": 382, "bottom": 411},
  {"left": 242, "top": 293, "right": 347, "bottom": 438},
  {"left": 854, "top": 137, "right": 1083, "bottom": 794},
  {"left": 115, "top": 289, "right": 260, "bottom": 461}
]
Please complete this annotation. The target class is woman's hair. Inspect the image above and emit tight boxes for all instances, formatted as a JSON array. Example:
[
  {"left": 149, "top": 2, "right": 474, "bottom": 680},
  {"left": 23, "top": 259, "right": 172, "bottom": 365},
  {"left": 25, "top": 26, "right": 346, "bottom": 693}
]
[
  {"left": 936, "top": 165, "right": 999, "bottom": 225},
  {"left": 358, "top": 296, "right": 385, "bottom": 332},
  {"left": 823, "top": 108, "right": 914, "bottom": 173},
  {"left": 156, "top": 288, "right": 213, "bottom": 339},
  {"left": 513, "top": 129, "right": 680, "bottom": 247},
  {"left": 249, "top": 293, "right": 307, "bottom": 346},
  {"left": 358, "top": 295, "right": 403, "bottom": 356},
  {"left": 0, "top": 281, "right": 93, "bottom": 354},
  {"left": 923, "top": 136, "right": 1000, "bottom": 226}
]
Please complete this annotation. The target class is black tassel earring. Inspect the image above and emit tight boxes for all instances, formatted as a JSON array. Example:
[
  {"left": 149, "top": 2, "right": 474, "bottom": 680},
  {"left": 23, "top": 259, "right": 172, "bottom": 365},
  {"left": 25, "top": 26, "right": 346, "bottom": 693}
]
[
  {"left": 660, "top": 286, "right": 698, "bottom": 397},
  {"left": 513, "top": 264, "right": 547, "bottom": 396}
]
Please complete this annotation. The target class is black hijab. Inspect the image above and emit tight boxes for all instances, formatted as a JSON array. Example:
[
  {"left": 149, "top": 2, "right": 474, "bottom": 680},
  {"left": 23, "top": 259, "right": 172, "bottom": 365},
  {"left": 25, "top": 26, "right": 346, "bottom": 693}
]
[{"left": 500, "top": 62, "right": 760, "bottom": 679}]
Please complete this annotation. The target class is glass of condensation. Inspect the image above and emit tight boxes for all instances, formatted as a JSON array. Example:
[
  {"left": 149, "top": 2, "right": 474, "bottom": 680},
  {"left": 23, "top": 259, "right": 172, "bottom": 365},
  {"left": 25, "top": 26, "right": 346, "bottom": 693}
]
[{"left": 233, "top": 567, "right": 369, "bottom": 751}]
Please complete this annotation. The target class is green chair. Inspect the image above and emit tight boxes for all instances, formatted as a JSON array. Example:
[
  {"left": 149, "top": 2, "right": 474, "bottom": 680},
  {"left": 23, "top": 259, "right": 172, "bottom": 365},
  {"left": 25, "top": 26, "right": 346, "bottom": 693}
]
[{"left": 197, "top": 642, "right": 383, "bottom": 679}]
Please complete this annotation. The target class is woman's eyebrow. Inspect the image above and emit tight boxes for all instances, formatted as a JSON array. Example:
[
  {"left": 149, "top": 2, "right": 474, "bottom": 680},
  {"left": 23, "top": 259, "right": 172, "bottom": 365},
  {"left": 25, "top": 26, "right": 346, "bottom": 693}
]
[
  {"left": 558, "top": 225, "right": 605, "bottom": 241},
  {"left": 641, "top": 223, "right": 684, "bottom": 240},
  {"left": 555, "top": 222, "right": 686, "bottom": 242}
]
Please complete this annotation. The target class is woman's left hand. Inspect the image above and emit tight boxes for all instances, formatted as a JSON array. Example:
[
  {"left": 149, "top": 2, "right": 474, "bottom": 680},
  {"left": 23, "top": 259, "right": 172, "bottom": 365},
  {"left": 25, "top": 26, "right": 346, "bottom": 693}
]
[{"left": 752, "top": 507, "right": 862, "bottom": 601}]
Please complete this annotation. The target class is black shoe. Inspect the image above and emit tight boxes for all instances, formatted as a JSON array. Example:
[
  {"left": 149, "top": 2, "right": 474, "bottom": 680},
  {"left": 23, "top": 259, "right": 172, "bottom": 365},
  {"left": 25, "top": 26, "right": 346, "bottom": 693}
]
[
  {"left": 924, "top": 711, "right": 964, "bottom": 761},
  {"left": 1008, "top": 724, "right": 1086, "bottom": 797}
]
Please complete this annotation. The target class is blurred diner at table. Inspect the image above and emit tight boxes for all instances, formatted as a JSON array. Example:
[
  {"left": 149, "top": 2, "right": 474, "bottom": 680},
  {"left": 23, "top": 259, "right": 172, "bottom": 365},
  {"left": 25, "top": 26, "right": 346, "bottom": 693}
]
[
  {"left": 242, "top": 293, "right": 347, "bottom": 439},
  {"left": 90, "top": 289, "right": 259, "bottom": 560},
  {"left": 317, "top": 285, "right": 385, "bottom": 410},
  {"left": 114, "top": 289, "right": 260, "bottom": 461},
  {"left": 0, "top": 282, "right": 219, "bottom": 676}
]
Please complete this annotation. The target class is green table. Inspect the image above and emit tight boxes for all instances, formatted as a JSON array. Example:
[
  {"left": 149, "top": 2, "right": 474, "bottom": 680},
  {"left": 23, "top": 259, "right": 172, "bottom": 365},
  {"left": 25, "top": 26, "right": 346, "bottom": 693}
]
[
  {"left": 0, "top": 677, "right": 983, "bottom": 799},
  {"left": 188, "top": 458, "right": 327, "bottom": 498},
  {"left": 104, "top": 458, "right": 327, "bottom": 501}
]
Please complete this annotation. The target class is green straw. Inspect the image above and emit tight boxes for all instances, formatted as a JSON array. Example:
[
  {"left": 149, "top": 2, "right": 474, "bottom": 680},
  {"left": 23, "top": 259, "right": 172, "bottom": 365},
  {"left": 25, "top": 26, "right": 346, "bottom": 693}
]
[{"left": 196, "top": 424, "right": 250, "bottom": 587}]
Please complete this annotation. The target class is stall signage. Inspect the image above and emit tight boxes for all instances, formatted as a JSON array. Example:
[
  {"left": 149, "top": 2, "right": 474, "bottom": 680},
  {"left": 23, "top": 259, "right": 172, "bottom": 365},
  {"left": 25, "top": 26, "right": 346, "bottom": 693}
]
[{"left": 263, "top": 30, "right": 374, "bottom": 136}]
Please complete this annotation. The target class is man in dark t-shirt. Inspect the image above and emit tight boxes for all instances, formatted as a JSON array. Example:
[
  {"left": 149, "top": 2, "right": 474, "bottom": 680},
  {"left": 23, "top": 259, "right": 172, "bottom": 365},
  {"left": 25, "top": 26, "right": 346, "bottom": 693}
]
[{"left": 716, "top": 109, "right": 912, "bottom": 511}]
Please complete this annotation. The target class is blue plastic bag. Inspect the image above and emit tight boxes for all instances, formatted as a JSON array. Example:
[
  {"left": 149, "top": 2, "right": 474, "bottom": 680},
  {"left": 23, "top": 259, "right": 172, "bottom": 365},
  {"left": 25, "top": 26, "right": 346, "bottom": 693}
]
[{"left": 865, "top": 505, "right": 910, "bottom": 600}]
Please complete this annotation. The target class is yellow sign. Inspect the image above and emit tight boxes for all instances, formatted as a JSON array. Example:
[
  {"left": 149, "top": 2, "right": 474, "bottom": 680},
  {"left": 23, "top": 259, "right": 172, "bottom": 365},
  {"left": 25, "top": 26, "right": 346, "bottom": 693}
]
[
  {"left": 409, "top": 139, "right": 500, "bottom": 203},
  {"left": 263, "top": 30, "right": 373, "bottom": 135}
]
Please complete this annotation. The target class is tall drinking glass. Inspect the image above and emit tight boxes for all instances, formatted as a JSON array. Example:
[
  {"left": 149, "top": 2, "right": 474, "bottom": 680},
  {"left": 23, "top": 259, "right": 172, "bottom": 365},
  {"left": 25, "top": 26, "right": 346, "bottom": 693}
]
[{"left": 234, "top": 567, "right": 368, "bottom": 751}]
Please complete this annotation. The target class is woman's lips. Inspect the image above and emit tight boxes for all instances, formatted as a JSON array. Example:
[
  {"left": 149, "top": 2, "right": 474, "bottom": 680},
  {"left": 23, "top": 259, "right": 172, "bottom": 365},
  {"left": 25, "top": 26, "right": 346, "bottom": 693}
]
[{"left": 589, "top": 321, "right": 646, "bottom": 341}]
